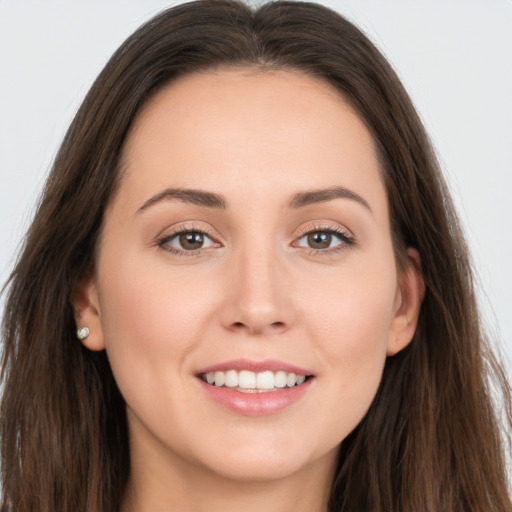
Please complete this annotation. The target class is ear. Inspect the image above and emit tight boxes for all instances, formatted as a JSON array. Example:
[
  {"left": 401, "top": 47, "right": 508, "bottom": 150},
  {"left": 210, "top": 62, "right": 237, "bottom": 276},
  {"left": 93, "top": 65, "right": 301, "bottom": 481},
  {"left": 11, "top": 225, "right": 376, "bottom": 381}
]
[
  {"left": 72, "top": 277, "right": 105, "bottom": 351},
  {"left": 386, "top": 247, "right": 425, "bottom": 356}
]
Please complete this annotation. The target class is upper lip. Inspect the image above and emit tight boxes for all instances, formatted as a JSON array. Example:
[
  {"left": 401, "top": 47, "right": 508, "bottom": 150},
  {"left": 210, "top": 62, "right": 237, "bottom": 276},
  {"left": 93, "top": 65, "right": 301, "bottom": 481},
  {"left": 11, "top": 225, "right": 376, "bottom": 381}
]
[{"left": 196, "top": 358, "right": 313, "bottom": 376}]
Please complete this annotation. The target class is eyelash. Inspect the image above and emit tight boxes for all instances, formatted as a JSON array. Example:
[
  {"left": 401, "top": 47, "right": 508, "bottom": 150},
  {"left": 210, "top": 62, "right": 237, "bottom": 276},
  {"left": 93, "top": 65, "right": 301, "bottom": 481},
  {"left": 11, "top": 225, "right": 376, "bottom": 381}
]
[
  {"left": 294, "top": 224, "right": 355, "bottom": 256},
  {"left": 156, "top": 223, "right": 355, "bottom": 256},
  {"left": 156, "top": 223, "right": 219, "bottom": 257}
]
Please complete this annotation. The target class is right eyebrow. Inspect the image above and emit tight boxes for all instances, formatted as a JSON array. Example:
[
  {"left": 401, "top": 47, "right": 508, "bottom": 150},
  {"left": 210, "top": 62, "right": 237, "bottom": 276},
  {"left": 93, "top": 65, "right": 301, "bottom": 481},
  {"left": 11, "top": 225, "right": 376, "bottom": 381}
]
[
  {"left": 136, "top": 187, "right": 227, "bottom": 214},
  {"left": 288, "top": 186, "right": 372, "bottom": 213}
]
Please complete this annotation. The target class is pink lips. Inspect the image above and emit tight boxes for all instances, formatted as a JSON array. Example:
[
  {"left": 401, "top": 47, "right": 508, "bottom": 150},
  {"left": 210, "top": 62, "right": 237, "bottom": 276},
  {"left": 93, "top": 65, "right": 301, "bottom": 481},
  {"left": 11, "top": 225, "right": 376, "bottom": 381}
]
[
  {"left": 196, "top": 358, "right": 312, "bottom": 375},
  {"left": 196, "top": 359, "right": 314, "bottom": 416}
]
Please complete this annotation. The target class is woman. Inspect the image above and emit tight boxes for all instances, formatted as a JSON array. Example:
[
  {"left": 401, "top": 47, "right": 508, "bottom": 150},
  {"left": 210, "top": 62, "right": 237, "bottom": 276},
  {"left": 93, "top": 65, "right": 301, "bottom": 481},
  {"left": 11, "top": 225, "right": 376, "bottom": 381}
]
[{"left": 1, "top": 1, "right": 510, "bottom": 511}]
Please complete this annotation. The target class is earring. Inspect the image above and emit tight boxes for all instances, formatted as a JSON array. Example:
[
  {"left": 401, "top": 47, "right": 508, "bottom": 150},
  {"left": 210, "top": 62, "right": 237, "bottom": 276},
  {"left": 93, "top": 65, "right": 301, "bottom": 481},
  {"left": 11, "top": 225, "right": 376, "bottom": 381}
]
[{"left": 77, "top": 326, "right": 90, "bottom": 340}]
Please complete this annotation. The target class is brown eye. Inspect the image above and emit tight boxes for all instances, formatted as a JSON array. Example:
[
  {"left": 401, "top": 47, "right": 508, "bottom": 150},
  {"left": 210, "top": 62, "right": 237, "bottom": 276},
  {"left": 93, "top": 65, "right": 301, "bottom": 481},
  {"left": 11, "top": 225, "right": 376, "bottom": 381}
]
[
  {"left": 179, "top": 232, "right": 205, "bottom": 250},
  {"left": 307, "top": 232, "right": 332, "bottom": 249},
  {"left": 160, "top": 230, "right": 216, "bottom": 252},
  {"left": 294, "top": 228, "right": 352, "bottom": 252}
]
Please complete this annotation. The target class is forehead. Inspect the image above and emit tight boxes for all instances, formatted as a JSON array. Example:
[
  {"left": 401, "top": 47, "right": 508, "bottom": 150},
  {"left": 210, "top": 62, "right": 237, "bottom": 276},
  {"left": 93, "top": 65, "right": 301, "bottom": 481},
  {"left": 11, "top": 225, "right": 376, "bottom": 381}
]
[{"left": 117, "top": 68, "right": 386, "bottom": 215}]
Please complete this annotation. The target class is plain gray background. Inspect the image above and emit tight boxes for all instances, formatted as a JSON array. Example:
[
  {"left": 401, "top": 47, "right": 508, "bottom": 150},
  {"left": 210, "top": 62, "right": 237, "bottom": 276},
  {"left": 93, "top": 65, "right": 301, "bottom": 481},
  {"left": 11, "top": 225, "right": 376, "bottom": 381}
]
[{"left": 1, "top": 0, "right": 511, "bottom": 372}]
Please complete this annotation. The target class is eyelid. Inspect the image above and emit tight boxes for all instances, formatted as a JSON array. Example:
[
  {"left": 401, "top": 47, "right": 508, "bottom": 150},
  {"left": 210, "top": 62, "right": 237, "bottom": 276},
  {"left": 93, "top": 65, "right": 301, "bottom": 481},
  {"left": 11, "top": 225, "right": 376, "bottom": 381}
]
[
  {"left": 292, "top": 222, "right": 356, "bottom": 253},
  {"left": 295, "top": 221, "right": 354, "bottom": 240},
  {"left": 155, "top": 221, "right": 222, "bottom": 255}
]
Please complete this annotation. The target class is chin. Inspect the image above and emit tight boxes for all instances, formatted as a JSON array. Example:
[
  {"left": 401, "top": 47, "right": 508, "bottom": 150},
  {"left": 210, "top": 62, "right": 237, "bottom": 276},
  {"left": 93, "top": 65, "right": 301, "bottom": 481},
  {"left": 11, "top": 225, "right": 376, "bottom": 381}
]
[
  {"left": 191, "top": 432, "right": 337, "bottom": 483},
  {"left": 200, "top": 453, "right": 317, "bottom": 483}
]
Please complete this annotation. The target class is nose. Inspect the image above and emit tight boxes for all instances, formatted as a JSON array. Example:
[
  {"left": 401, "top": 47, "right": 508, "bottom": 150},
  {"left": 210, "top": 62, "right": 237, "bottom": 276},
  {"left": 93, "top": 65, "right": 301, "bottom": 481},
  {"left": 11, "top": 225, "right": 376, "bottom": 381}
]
[{"left": 219, "top": 245, "right": 294, "bottom": 336}]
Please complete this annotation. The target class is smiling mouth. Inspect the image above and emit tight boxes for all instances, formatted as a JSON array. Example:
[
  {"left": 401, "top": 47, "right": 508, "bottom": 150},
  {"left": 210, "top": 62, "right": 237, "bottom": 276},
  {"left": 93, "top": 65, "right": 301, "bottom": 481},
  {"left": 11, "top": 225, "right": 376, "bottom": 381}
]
[{"left": 199, "top": 369, "right": 312, "bottom": 393}]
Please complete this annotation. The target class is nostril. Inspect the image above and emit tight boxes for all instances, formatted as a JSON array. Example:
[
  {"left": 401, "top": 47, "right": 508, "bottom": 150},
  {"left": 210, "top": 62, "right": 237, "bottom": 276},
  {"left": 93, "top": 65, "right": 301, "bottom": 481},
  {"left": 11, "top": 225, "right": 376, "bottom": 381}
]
[{"left": 229, "top": 320, "right": 287, "bottom": 333}]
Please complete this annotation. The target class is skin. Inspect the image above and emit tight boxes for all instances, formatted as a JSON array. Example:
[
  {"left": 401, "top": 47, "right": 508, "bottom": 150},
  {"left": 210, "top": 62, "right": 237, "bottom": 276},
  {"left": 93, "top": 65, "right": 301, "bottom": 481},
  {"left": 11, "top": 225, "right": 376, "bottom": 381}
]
[{"left": 75, "top": 68, "right": 424, "bottom": 512}]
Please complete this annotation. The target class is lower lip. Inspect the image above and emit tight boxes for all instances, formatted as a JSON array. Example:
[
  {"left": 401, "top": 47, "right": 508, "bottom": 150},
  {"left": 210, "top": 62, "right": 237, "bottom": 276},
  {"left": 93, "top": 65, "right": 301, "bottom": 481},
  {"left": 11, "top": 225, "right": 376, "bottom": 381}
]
[{"left": 197, "top": 378, "right": 314, "bottom": 416}]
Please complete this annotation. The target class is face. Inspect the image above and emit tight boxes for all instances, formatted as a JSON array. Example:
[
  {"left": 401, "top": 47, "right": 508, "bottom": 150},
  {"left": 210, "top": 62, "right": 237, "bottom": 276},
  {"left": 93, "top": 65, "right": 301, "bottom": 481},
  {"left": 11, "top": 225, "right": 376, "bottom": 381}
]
[{"left": 76, "top": 69, "right": 422, "bottom": 486}]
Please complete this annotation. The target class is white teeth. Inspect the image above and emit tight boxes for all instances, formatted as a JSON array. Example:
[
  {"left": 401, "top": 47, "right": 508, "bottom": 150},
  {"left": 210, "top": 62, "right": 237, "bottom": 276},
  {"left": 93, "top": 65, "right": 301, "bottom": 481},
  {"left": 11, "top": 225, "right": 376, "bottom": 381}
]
[
  {"left": 224, "top": 370, "right": 238, "bottom": 388},
  {"left": 239, "top": 370, "right": 256, "bottom": 388},
  {"left": 256, "top": 371, "right": 274, "bottom": 389},
  {"left": 203, "top": 369, "right": 309, "bottom": 390},
  {"left": 214, "top": 371, "right": 225, "bottom": 387},
  {"left": 274, "top": 371, "right": 287, "bottom": 388}
]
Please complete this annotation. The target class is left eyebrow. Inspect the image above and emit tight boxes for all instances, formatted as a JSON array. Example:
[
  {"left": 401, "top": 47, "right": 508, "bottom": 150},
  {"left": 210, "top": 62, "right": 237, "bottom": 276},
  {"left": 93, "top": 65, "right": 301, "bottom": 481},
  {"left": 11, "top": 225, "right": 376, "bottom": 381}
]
[
  {"left": 136, "top": 187, "right": 227, "bottom": 214},
  {"left": 288, "top": 186, "right": 372, "bottom": 213}
]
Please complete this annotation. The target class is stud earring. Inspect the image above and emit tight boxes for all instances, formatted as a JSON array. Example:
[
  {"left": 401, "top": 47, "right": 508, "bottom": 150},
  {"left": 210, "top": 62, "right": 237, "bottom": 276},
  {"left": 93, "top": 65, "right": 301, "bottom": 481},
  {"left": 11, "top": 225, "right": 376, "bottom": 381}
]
[{"left": 77, "top": 326, "right": 90, "bottom": 340}]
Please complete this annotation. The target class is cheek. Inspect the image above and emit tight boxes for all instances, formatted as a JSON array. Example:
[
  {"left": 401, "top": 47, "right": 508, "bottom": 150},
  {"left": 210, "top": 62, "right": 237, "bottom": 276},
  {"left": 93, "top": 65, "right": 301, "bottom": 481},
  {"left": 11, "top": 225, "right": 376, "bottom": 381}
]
[
  {"left": 300, "top": 259, "right": 396, "bottom": 427},
  {"left": 95, "top": 253, "right": 221, "bottom": 390},
  {"left": 304, "top": 259, "right": 396, "bottom": 348},
  {"left": 99, "top": 250, "right": 213, "bottom": 334}
]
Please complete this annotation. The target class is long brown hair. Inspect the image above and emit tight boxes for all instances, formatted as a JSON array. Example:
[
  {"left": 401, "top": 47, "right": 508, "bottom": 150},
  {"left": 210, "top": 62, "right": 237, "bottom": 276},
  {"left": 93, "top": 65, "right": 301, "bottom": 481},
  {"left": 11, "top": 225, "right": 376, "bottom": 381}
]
[{"left": 1, "top": 1, "right": 510, "bottom": 510}]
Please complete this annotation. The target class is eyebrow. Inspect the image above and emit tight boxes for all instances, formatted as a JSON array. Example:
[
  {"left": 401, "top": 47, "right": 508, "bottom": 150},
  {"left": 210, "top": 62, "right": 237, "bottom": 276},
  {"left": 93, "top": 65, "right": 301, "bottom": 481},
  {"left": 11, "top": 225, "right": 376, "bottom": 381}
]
[
  {"left": 136, "top": 185, "right": 371, "bottom": 214},
  {"left": 288, "top": 186, "right": 372, "bottom": 212},
  {"left": 136, "top": 188, "right": 227, "bottom": 213}
]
